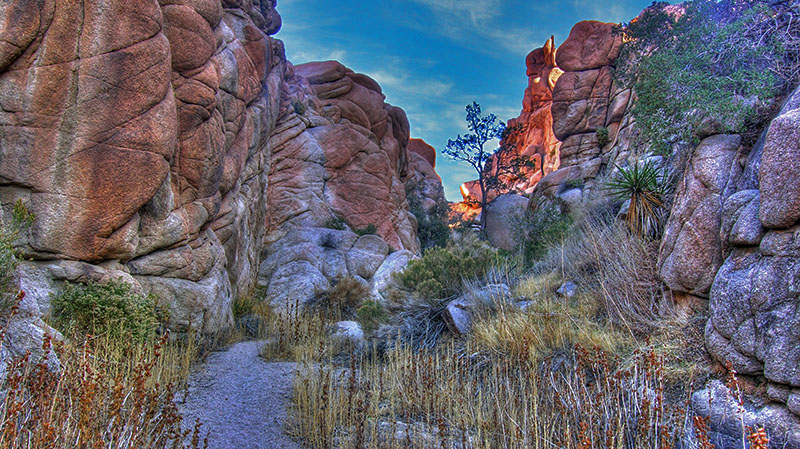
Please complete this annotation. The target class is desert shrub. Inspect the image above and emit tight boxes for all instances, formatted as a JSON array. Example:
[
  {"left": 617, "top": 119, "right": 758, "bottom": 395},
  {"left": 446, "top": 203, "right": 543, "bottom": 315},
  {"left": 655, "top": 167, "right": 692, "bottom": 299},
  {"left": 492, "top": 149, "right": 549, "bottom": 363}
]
[
  {"left": 563, "top": 178, "right": 584, "bottom": 190},
  {"left": 616, "top": 0, "right": 800, "bottom": 153},
  {"left": 595, "top": 126, "right": 610, "bottom": 147},
  {"left": 0, "top": 200, "right": 36, "bottom": 313},
  {"left": 353, "top": 224, "right": 377, "bottom": 236},
  {"left": 51, "top": 280, "right": 167, "bottom": 343},
  {"left": 406, "top": 179, "right": 450, "bottom": 250},
  {"left": 232, "top": 287, "right": 270, "bottom": 319},
  {"left": 323, "top": 215, "right": 348, "bottom": 231},
  {"left": 533, "top": 216, "right": 665, "bottom": 335},
  {"left": 605, "top": 159, "right": 669, "bottom": 238},
  {"left": 311, "top": 276, "right": 370, "bottom": 320},
  {"left": 356, "top": 300, "right": 388, "bottom": 332},
  {"left": 511, "top": 200, "right": 573, "bottom": 267},
  {"left": 394, "top": 235, "right": 499, "bottom": 299}
]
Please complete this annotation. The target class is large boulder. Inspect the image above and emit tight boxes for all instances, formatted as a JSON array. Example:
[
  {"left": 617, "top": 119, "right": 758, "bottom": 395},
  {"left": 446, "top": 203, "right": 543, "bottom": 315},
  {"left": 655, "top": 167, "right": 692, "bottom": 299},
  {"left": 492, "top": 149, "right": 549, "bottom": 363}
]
[
  {"left": 483, "top": 194, "right": 529, "bottom": 251},
  {"left": 555, "top": 21, "right": 623, "bottom": 72},
  {"left": 659, "top": 134, "right": 741, "bottom": 297},
  {"left": 760, "top": 87, "right": 800, "bottom": 229}
]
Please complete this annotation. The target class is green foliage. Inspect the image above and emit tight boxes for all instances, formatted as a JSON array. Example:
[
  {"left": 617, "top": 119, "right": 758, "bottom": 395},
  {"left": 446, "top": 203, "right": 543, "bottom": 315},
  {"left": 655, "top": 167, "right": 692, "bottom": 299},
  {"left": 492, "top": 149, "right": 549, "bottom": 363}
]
[
  {"left": 596, "top": 126, "right": 610, "bottom": 147},
  {"left": 313, "top": 276, "right": 370, "bottom": 319},
  {"left": 323, "top": 215, "right": 348, "bottom": 231},
  {"left": 405, "top": 179, "right": 450, "bottom": 250},
  {"left": 51, "top": 281, "right": 167, "bottom": 342},
  {"left": 292, "top": 100, "right": 307, "bottom": 115},
  {"left": 0, "top": 200, "right": 36, "bottom": 313},
  {"left": 605, "top": 159, "right": 668, "bottom": 238},
  {"left": 395, "top": 237, "right": 499, "bottom": 299},
  {"left": 564, "top": 178, "right": 584, "bottom": 190},
  {"left": 512, "top": 201, "right": 574, "bottom": 267},
  {"left": 616, "top": 0, "right": 800, "bottom": 153},
  {"left": 354, "top": 224, "right": 377, "bottom": 236},
  {"left": 356, "top": 300, "right": 388, "bottom": 332}
]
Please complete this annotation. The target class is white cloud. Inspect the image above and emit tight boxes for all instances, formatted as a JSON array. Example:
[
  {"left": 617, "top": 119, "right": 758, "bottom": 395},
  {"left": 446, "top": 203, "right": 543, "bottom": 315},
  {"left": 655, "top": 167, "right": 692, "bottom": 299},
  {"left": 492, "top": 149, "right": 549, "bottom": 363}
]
[{"left": 404, "top": 0, "right": 541, "bottom": 57}]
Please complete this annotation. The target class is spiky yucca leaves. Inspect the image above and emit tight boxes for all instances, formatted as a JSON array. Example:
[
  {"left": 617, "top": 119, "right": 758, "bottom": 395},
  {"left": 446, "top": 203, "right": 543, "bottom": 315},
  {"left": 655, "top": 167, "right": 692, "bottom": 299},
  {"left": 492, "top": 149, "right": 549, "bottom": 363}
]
[{"left": 605, "top": 160, "right": 668, "bottom": 238}]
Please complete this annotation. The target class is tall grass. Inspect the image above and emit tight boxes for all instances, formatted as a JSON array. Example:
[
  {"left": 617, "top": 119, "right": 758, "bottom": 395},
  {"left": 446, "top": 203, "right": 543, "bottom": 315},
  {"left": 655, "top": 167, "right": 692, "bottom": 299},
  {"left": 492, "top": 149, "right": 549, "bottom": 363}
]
[{"left": 289, "top": 338, "right": 693, "bottom": 449}]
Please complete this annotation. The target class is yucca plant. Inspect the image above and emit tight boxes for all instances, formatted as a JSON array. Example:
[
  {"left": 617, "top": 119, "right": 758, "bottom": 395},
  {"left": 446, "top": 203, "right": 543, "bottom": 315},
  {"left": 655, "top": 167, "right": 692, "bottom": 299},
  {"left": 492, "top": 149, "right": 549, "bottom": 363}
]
[{"left": 605, "top": 159, "right": 668, "bottom": 238}]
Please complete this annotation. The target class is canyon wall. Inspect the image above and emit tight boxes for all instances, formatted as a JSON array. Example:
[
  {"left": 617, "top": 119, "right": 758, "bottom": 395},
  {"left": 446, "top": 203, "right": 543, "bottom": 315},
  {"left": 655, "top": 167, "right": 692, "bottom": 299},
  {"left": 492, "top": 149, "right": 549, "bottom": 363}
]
[
  {"left": 515, "top": 14, "right": 800, "bottom": 441},
  {"left": 0, "top": 0, "right": 438, "bottom": 346}
]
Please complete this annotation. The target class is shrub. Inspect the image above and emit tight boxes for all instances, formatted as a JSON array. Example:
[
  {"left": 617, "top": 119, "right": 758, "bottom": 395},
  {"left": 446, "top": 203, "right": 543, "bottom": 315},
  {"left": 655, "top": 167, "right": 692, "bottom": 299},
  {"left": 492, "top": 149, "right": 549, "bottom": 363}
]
[
  {"left": 394, "top": 236, "right": 499, "bottom": 299},
  {"left": 0, "top": 200, "right": 35, "bottom": 313},
  {"left": 51, "top": 281, "right": 167, "bottom": 342},
  {"left": 0, "top": 332, "right": 203, "bottom": 448},
  {"left": 511, "top": 200, "right": 573, "bottom": 267},
  {"left": 356, "top": 300, "right": 388, "bottom": 332},
  {"left": 323, "top": 215, "right": 348, "bottom": 231},
  {"left": 605, "top": 159, "right": 669, "bottom": 238},
  {"left": 616, "top": 0, "right": 800, "bottom": 153},
  {"left": 353, "top": 224, "right": 377, "bottom": 236},
  {"left": 533, "top": 217, "right": 666, "bottom": 335},
  {"left": 406, "top": 179, "right": 450, "bottom": 250},
  {"left": 312, "top": 276, "right": 370, "bottom": 319},
  {"left": 595, "top": 126, "right": 610, "bottom": 147}
]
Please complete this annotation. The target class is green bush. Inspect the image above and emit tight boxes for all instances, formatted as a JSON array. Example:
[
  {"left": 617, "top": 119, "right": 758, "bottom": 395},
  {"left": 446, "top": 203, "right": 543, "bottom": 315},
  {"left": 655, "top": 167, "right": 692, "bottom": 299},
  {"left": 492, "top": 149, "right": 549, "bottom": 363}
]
[
  {"left": 312, "top": 276, "right": 370, "bottom": 319},
  {"left": 405, "top": 179, "right": 451, "bottom": 250},
  {"left": 512, "top": 200, "right": 573, "bottom": 267},
  {"left": 323, "top": 215, "right": 348, "bottom": 231},
  {"left": 0, "top": 200, "right": 36, "bottom": 313},
  {"left": 616, "top": 1, "right": 800, "bottom": 153},
  {"left": 395, "top": 236, "right": 499, "bottom": 299},
  {"left": 356, "top": 300, "right": 388, "bottom": 332},
  {"left": 354, "top": 224, "right": 377, "bottom": 236},
  {"left": 596, "top": 126, "right": 610, "bottom": 147},
  {"left": 51, "top": 281, "right": 167, "bottom": 342}
]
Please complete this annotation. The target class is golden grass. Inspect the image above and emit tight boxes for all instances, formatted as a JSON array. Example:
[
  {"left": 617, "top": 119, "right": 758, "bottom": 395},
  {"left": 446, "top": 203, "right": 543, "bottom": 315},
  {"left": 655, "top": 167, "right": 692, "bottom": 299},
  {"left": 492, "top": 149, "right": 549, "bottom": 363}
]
[{"left": 0, "top": 329, "right": 203, "bottom": 448}]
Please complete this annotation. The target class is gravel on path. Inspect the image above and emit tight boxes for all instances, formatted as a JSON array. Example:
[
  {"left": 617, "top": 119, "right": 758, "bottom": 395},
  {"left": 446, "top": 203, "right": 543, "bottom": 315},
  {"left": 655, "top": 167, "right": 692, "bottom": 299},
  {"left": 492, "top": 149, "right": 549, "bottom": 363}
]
[{"left": 180, "top": 340, "right": 302, "bottom": 449}]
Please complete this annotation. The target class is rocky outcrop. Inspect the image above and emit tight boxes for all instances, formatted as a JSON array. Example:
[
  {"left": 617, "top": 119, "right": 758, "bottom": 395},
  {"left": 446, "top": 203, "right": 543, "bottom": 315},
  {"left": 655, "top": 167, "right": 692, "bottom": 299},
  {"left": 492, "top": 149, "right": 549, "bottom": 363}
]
[
  {"left": 0, "top": 0, "right": 286, "bottom": 334},
  {"left": 530, "top": 20, "right": 634, "bottom": 203},
  {"left": 0, "top": 1, "right": 441, "bottom": 338},
  {"left": 264, "top": 61, "right": 419, "bottom": 253},
  {"left": 703, "top": 87, "right": 800, "bottom": 415},
  {"left": 256, "top": 60, "right": 425, "bottom": 308},
  {"left": 659, "top": 135, "right": 742, "bottom": 297},
  {"left": 459, "top": 37, "right": 562, "bottom": 210},
  {"left": 406, "top": 138, "right": 447, "bottom": 216}
]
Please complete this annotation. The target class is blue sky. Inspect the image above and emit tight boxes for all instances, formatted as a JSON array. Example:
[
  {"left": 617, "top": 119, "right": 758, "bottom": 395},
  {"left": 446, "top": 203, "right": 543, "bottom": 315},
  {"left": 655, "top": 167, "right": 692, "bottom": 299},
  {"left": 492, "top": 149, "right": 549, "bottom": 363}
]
[{"left": 276, "top": 0, "right": 655, "bottom": 200}]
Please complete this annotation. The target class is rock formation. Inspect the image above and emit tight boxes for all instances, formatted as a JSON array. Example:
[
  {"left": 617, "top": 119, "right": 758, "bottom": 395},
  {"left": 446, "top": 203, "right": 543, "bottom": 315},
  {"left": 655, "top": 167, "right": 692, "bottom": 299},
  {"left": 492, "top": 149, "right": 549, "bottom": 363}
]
[
  {"left": 530, "top": 21, "right": 634, "bottom": 202},
  {"left": 0, "top": 1, "right": 442, "bottom": 338},
  {"left": 458, "top": 37, "right": 562, "bottom": 211},
  {"left": 699, "top": 86, "right": 800, "bottom": 427}
]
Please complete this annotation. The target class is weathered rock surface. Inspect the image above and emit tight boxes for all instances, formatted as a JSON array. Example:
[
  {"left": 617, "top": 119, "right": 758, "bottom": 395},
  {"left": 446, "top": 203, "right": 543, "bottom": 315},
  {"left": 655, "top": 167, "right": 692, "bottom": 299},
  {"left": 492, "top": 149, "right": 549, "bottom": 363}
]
[
  {"left": 0, "top": 0, "right": 286, "bottom": 335},
  {"left": 659, "top": 134, "right": 742, "bottom": 297},
  {"left": 698, "top": 85, "right": 800, "bottom": 425},
  {"left": 692, "top": 381, "right": 800, "bottom": 448},
  {"left": 483, "top": 194, "right": 528, "bottom": 251},
  {"left": 443, "top": 284, "right": 512, "bottom": 336},
  {"left": 555, "top": 21, "right": 623, "bottom": 72},
  {"left": 0, "top": 0, "right": 442, "bottom": 348}
]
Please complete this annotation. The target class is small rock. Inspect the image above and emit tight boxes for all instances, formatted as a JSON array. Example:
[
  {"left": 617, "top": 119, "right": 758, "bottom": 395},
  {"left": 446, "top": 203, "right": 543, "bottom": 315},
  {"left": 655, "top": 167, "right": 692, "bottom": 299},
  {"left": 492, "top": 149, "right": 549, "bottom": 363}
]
[
  {"left": 443, "top": 298, "right": 472, "bottom": 336},
  {"left": 556, "top": 281, "right": 577, "bottom": 298},
  {"left": 329, "top": 321, "right": 364, "bottom": 348}
]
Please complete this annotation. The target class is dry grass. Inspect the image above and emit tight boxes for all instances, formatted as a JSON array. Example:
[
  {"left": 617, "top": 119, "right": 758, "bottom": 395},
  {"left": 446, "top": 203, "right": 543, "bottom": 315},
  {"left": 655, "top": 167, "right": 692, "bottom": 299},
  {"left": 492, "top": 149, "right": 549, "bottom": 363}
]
[
  {"left": 0, "top": 304, "right": 204, "bottom": 448},
  {"left": 288, "top": 337, "right": 695, "bottom": 449},
  {"left": 533, "top": 216, "right": 669, "bottom": 335}
]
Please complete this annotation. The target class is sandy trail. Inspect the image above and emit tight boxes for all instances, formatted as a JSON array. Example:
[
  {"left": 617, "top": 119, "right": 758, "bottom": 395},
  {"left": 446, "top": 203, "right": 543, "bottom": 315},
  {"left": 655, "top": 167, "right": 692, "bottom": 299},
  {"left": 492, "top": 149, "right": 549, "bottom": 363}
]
[{"left": 180, "top": 340, "right": 302, "bottom": 449}]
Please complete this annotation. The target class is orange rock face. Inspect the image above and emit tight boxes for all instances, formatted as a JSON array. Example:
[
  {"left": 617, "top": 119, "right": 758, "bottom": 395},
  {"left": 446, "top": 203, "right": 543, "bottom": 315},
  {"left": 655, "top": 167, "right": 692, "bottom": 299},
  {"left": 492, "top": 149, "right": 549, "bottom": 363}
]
[
  {"left": 457, "top": 37, "right": 562, "bottom": 212},
  {"left": 0, "top": 1, "right": 443, "bottom": 334}
]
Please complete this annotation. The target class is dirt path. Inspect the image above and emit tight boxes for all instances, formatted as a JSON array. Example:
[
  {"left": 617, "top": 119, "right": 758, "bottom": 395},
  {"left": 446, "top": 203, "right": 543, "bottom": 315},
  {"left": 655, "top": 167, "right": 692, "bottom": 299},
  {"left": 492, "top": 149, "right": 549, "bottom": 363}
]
[{"left": 180, "top": 340, "right": 302, "bottom": 449}]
